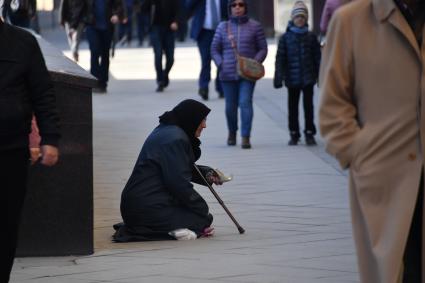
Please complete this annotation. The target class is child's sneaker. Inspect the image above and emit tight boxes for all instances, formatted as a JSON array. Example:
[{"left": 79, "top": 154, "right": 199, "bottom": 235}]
[{"left": 305, "top": 135, "right": 317, "bottom": 146}]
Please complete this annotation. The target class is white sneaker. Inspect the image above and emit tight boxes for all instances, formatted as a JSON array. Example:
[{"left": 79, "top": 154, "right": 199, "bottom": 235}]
[{"left": 169, "top": 229, "right": 197, "bottom": 240}]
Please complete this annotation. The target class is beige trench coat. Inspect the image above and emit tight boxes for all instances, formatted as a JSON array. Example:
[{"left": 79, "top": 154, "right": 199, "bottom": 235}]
[{"left": 319, "top": 0, "right": 425, "bottom": 282}]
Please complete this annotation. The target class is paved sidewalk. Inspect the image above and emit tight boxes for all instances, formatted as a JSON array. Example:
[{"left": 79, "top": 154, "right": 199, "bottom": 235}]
[{"left": 11, "top": 29, "right": 358, "bottom": 283}]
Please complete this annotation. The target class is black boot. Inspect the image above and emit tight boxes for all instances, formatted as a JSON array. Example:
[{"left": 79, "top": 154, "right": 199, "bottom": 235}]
[
  {"left": 305, "top": 134, "right": 317, "bottom": 146},
  {"left": 241, "top": 137, "right": 251, "bottom": 149},
  {"left": 227, "top": 132, "right": 236, "bottom": 146},
  {"left": 198, "top": 88, "right": 209, "bottom": 100},
  {"left": 288, "top": 132, "right": 300, "bottom": 146}
]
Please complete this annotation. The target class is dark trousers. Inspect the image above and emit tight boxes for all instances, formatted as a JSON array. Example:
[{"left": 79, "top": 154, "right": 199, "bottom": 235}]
[
  {"left": 287, "top": 85, "right": 316, "bottom": 138},
  {"left": 150, "top": 26, "right": 175, "bottom": 85},
  {"left": 119, "top": 5, "right": 133, "bottom": 42},
  {"left": 86, "top": 27, "right": 112, "bottom": 88},
  {"left": 197, "top": 29, "right": 222, "bottom": 93},
  {"left": 1, "top": 149, "right": 29, "bottom": 283},
  {"left": 403, "top": 173, "right": 423, "bottom": 283},
  {"left": 136, "top": 12, "right": 150, "bottom": 44}
]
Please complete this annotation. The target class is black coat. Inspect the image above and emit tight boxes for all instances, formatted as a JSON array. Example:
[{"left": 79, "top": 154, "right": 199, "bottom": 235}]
[
  {"left": 0, "top": 21, "right": 60, "bottom": 151},
  {"left": 59, "top": 0, "right": 87, "bottom": 28},
  {"left": 116, "top": 124, "right": 212, "bottom": 241},
  {"left": 274, "top": 23, "right": 321, "bottom": 89},
  {"left": 85, "top": 0, "right": 126, "bottom": 28},
  {"left": 141, "top": 0, "right": 180, "bottom": 28}
]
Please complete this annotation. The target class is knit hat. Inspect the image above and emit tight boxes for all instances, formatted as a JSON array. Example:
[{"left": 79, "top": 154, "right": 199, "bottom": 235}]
[{"left": 291, "top": 1, "right": 308, "bottom": 20}]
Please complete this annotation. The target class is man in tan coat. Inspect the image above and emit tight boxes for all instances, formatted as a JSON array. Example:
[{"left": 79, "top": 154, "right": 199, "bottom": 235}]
[{"left": 319, "top": 0, "right": 424, "bottom": 282}]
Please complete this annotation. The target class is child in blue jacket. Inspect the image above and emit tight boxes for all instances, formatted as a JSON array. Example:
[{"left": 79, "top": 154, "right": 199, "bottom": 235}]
[{"left": 273, "top": 1, "right": 321, "bottom": 146}]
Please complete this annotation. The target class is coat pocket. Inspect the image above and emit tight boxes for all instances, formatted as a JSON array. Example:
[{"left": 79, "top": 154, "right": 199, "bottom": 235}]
[{"left": 349, "top": 125, "right": 372, "bottom": 172}]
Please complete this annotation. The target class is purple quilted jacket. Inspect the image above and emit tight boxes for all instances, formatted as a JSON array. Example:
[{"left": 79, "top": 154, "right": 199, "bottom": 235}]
[{"left": 211, "top": 15, "right": 268, "bottom": 81}]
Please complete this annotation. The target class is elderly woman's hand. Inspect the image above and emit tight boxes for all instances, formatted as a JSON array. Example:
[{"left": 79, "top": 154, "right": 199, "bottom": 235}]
[{"left": 206, "top": 170, "right": 223, "bottom": 186}]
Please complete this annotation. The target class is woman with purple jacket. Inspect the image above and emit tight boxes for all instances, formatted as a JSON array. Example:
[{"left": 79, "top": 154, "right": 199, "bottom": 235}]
[{"left": 211, "top": 0, "right": 267, "bottom": 149}]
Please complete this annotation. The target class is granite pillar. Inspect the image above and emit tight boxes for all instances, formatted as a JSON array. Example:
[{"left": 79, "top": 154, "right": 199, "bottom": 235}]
[{"left": 16, "top": 34, "right": 97, "bottom": 256}]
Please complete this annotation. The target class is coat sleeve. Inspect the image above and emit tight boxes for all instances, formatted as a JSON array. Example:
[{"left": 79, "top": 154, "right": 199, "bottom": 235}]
[
  {"left": 184, "top": 0, "right": 200, "bottom": 19},
  {"left": 211, "top": 22, "right": 224, "bottom": 69},
  {"left": 67, "top": 0, "right": 86, "bottom": 28},
  {"left": 319, "top": 10, "right": 359, "bottom": 169},
  {"left": 159, "top": 139, "right": 209, "bottom": 217},
  {"left": 28, "top": 36, "right": 60, "bottom": 147},
  {"left": 191, "top": 165, "right": 214, "bottom": 186},
  {"left": 253, "top": 22, "right": 267, "bottom": 63},
  {"left": 320, "top": 1, "right": 332, "bottom": 35},
  {"left": 273, "top": 34, "right": 286, "bottom": 88},
  {"left": 311, "top": 33, "right": 321, "bottom": 81}
]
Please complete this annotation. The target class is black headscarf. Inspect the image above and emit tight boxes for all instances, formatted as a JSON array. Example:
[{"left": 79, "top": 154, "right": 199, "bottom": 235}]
[{"left": 159, "top": 99, "right": 211, "bottom": 161}]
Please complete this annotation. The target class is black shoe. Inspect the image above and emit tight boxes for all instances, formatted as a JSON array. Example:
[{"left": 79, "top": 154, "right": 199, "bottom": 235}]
[
  {"left": 288, "top": 138, "right": 298, "bottom": 146},
  {"left": 198, "top": 88, "right": 209, "bottom": 100},
  {"left": 241, "top": 137, "right": 251, "bottom": 149},
  {"left": 305, "top": 136, "right": 317, "bottom": 146},
  {"left": 227, "top": 132, "right": 236, "bottom": 146},
  {"left": 218, "top": 90, "right": 224, "bottom": 99},
  {"left": 93, "top": 86, "right": 107, "bottom": 94},
  {"left": 156, "top": 84, "right": 164, "bottom": 92},
  {"left": 163, "top": 77, "right": 169, "bottom": 88}
]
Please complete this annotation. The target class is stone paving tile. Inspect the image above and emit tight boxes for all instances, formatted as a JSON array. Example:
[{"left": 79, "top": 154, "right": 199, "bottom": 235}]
[{"left": 10, "top": 30, "right": 360, "bottom": 283}]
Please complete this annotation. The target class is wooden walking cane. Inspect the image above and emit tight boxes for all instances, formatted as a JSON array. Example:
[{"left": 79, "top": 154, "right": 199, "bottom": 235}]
[{"left": 193, "top": 164, "right": 245, "bottom": 234}]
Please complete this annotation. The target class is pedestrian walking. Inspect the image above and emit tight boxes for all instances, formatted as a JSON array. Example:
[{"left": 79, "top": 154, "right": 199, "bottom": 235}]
[
  {"left": 114, "top": 99, "right": 221, "bottom": 242},
  {"left": 134, "top": 1, "right": 150, "bottom": 46},
  {"left": 59, "top": 0, "right": 86, "bottom": 62},
  {"left": 186, "top": 0, "right": 228, "bottom": 100},
  {"left": 273, "top": 1, "right": 321, "bottom": 146},
  {"left": 0, "top": 12, "right": 60, "bottom": 283},
  {"left": 118, "top": 0, "right": 134, "bottom": 46},
  {"left": 141, "top": 0, "right": 181, "bottom": 92},
  {"left": 85, "top": 0, "right": 126, "bottom": 93},
  {"left": 319, "top": 0, "right": 425, "bottom": 282},
  {"left": 211, "top": 0, "right": 267, "bottom": 149}
]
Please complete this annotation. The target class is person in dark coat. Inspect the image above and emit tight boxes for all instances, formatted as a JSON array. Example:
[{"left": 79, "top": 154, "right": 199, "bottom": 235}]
[
  {"left": 273, "top": 1, "right": 321, "bottom": 146},
  {"left": 84, "top": 0, "right": 126, "bottom": 93},
  {"left": 141, "top": 0, "right": 181, "bottom": 92},
  {"left": 0, "top": 10, "right": 60, "bottom": 282},
  {"left": 185, "top": 0, "right": 228, "bottom": 100},
  {"left": 114, "top": 99, "right": 220, "bottom": 242},
  {"left": 59, "top": 0, "right": 87, "bottom": 62}
]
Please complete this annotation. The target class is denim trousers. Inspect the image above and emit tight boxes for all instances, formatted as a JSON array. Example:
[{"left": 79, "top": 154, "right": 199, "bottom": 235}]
[
  {"left": 86, "top": 27, "right": 112, "bottom": 88},
  {"left": 197, "top": 29, "right": 221, "bottom": 92},
  {"left": 150, "top": 26, "right": 175, "bottom": 84},
  {"left": 221, "top": 79, "right": 256, "bottom": 138}
]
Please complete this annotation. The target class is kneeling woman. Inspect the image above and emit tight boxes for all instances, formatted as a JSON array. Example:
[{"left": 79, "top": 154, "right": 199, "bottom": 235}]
[{"left": 114, "top": 99, "right": 220, "bottom": 241}]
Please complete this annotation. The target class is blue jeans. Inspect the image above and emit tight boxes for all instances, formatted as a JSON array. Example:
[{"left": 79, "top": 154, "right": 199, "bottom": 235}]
[
  {"left": 150, "top": 26, "right": 175, "bottom": 84},
  {"left": 221, "top": 80, "right": 256, "bottom": 138},
  {"left": 197, "top": 29, "right": 221, "bottom": 93},
  {"left": 86, "top": 27, "right": 112, "bottom": 88}
]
